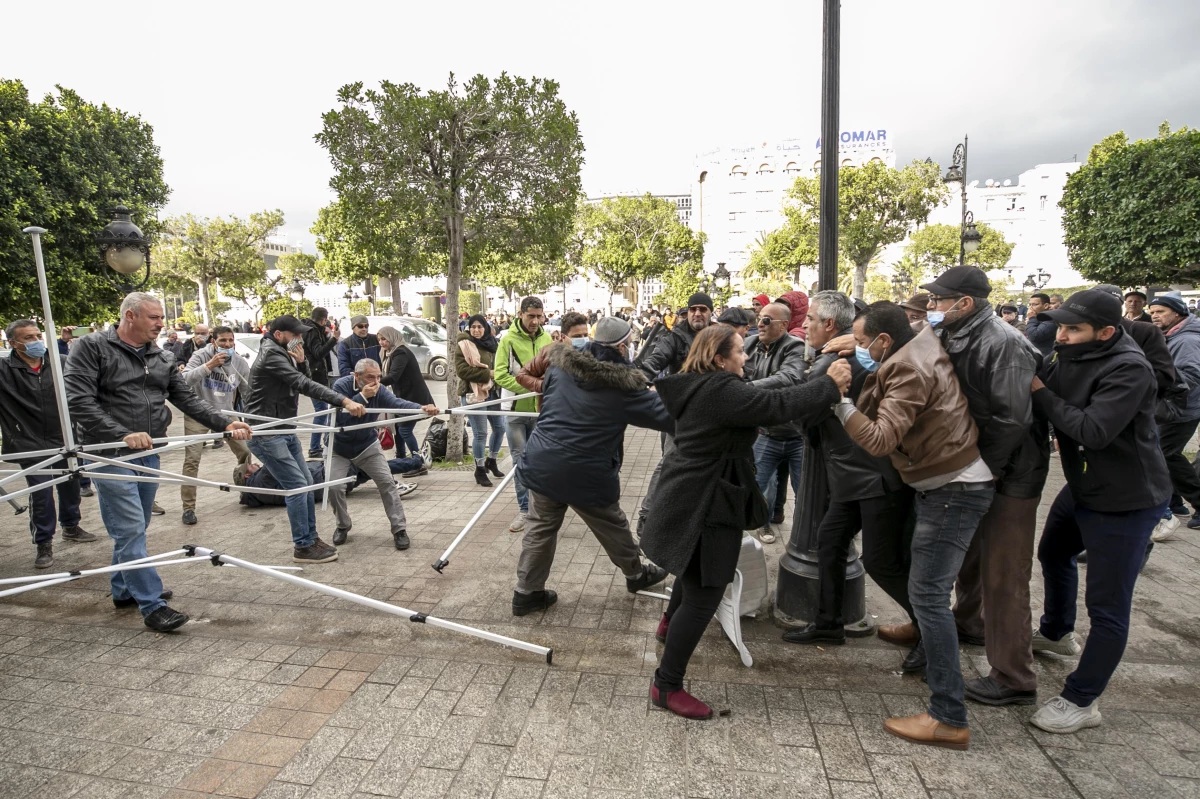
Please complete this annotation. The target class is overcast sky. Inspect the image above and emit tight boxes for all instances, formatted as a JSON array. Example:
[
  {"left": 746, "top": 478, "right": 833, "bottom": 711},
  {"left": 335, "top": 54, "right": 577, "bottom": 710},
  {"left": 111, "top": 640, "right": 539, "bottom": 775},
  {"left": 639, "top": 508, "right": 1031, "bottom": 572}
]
[{"left": 6, "top": 0, "right": 1198, "bottom": 250}]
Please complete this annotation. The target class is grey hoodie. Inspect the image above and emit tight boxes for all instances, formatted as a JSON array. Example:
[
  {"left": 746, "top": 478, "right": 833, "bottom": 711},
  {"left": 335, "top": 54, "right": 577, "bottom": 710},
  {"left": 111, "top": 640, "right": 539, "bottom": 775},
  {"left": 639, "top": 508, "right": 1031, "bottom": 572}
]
[{"left": 183, "top": 343, "right": 251, "bottom": 412}]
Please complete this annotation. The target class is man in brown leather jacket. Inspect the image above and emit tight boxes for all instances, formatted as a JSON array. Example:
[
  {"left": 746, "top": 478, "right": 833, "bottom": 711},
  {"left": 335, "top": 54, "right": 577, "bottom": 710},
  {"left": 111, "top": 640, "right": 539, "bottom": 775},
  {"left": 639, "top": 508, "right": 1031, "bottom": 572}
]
[{"left": 836, "top": 301, "right": 993, "bottom": 752}]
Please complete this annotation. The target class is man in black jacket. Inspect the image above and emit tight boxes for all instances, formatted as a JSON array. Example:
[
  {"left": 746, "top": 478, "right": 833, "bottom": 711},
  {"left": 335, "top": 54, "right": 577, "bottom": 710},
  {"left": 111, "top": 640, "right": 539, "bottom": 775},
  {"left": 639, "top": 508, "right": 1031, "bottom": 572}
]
[
  {"left": 301, "top": 307, "right": 340, "bottom": 459},
  {"left": 1024, "top": 293, "right": 1056, "bottom": 357},
  {"left": 634, "top": 292, "right": 713, "bottom": 533},
  {"left": 780, "top": 292, "right": 916, "bottom": 647},
  {"left": 178, "top": 323, "right": 209, "bottom": 370},
  {"left": 65, "top": 293, "right": 252, "bottom": 632},
  {"left": 0, "top": 320, "right": 97, "bottom": 570},
  {"left": 919, "top": 266, "right": 1049, "bottom": 707},
  {"left": 1027, "top": 289, "right": 1170, "bottom": 734},
  {"left": 743, "top": 300, "right": 808, "bottom": 544},
  {"left": 245, "top": 316, "right": 367, "bottom": 564}
]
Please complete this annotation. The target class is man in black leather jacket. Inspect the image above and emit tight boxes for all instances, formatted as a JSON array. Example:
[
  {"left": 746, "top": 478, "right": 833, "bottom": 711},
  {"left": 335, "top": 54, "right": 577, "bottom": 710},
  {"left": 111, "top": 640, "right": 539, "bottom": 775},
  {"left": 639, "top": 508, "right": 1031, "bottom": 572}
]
[
  {"left": 244, "top": 315, "right": 366, "bottom": 565},
  {"left": 65, "top": 293, "right": 252, "bottom": 632},
  {"left": 780, "top": 292, "right": 917, "bottom": 648},
  {"left": 743, "top": 300, "right": 808, "bottom": 544},
  {"left": 921, "top": 266, "right": 1050, "bottom": 707},
  {"left": 300, "top": 307, "right": 341, "bottom": 459}
]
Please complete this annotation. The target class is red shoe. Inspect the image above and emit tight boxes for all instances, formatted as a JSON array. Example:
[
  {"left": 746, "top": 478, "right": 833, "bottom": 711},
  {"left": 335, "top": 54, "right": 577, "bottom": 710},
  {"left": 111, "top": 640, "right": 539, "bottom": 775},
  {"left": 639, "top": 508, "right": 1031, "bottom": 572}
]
[
  {"left": 655, "top": 614, "right": 669, "bottom": 644},
  {"left": 650, "top": 683, "right": 713, "bottom": 720}
]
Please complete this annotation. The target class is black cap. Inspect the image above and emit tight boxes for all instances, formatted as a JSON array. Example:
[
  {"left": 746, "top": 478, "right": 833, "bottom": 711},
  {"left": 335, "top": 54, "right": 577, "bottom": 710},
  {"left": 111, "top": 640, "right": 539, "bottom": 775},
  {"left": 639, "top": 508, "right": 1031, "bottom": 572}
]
[
  {"left": 1123, "top": 290, "right": 1147, "bottom": 300},
  {"left": 717, "top": 307, "right": 752, "bottom": 326},
  {"left": 1000, "top": 304, "right": 1018, "bottom": 314},
  {"left": 1037, "top": 289, "right": 1121, "bottom": 328},
  {"left": 267, "top": 315, "right": 307, "bottom": 335},
  {"left": 687, "top": 292, "right": 714, "bottom": 311},
  {"left": 920, "top": 265, "right": 992, "bottom": 297}
]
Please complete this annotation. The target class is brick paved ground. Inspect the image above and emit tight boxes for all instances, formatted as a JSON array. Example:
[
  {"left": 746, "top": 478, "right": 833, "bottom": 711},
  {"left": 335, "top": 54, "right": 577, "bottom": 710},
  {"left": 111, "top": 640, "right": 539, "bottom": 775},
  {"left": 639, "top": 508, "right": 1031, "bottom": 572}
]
[{"left": 1, "top": 396, "right": 1200, "bottom": 798}]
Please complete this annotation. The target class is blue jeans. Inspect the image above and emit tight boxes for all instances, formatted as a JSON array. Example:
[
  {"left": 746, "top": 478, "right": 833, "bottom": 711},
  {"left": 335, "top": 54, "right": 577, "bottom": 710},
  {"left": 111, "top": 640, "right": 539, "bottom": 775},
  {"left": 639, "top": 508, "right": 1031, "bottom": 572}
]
[
  {"left": 93, "top": 455, "right": 166, "bottom": 617},
  {"left": 26, "top": 459, "right": 81, "bottom": 545},
  {"left": 506, "top": 416, "right": 537, "bottom": 513},
  {"left": 388, "top": 455, "right": 425, "bottom": 474},
  {"left": 396, "top": 421, "right": 420, "bottom": 456},
  {"left": 909, "top": 483, "right": 995, "bottom": 727},
  {"left": 752, "top": 435, "right": 803, "bottom": 514},
  {"left": 248, "top": 434, "right": 318, "bottom": 547},
  {"left": 463, "top": 396, "right": 506, "bottom": 462},
  {"left": 309, "top": 400, "right": 331, "bottom": 453},
  {"left": 1038, "top": 486, "right": 1165, "bottom": 708}
]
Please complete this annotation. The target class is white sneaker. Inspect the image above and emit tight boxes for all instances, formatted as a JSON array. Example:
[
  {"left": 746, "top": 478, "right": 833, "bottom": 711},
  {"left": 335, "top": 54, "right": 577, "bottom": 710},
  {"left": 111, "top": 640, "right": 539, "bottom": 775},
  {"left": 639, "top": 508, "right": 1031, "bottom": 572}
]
[
  {"left": 1151, "top": 515, "right": 1181, "bottom": 543},
  {"left": 756, "top": 524, "right": 776, "bottom": 545},
  {"left": 394, "top": 482, "right": 418, "bottom": 498},
  {"left": 1030, "top": 696, "right": 1102, "bottom": 734},
  {"left": 420, "top": 443, "right": 433, "bottom": 469},
  {"left": 509, "top": 512, "right": 527, "bottom": 533},
  {"left": 1031, "top": 628, "right": 1082, "bottom": 656}
]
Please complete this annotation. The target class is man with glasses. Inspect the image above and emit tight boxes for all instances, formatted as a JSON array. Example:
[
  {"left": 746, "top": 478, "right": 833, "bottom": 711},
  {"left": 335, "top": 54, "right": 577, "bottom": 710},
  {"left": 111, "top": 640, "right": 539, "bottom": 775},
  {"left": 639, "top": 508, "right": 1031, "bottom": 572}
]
[
  {"left": 337, "top": 315, "right": 381, "bottom": 378},
  {"left": 634, "top": 292, "right": 713, "bottom": 534},
  {"left": 919, "top": 265, "right": 1048, "bottom": 708},
  {"left": 742, "top": 301, "right": 807, "bottom": 544},
  {"left": 494, "top": 296, "right": 553, "bottom": 533}
]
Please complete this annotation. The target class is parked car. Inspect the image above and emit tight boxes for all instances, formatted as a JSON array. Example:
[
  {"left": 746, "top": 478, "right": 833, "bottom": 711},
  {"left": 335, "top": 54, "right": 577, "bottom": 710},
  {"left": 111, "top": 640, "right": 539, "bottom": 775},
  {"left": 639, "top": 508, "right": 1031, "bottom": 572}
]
[{"left": 362, "top": 316, "right": 449, "bottom": 381}]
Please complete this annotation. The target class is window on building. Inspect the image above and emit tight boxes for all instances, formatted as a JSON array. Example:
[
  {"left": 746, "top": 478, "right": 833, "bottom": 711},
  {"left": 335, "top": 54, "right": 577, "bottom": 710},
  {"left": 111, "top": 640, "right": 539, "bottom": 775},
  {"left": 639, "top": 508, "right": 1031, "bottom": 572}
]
[
  {"left": 813, "top": 160, "right": 822, "bottom": 171},
  {"left": 869, "top": 157, "right": 883, "bottom": 163},
  {"left": 757, "top": 163, "right": 773, "bottom": 175},
  {"left": 731, "top": 165, "right": 746, "bottom": 178},
  {"left": 1039, "top": 195, "right": 1047, "bottom": 210},
  {"left": 1008, "top": 197, "right": 1017, "bottom": 210},
  {"left": 841, "top": 158, "right": 854, "bottom": 167},
  {"left": 784, "top": 162, "right": 800, "bottom": 174}
]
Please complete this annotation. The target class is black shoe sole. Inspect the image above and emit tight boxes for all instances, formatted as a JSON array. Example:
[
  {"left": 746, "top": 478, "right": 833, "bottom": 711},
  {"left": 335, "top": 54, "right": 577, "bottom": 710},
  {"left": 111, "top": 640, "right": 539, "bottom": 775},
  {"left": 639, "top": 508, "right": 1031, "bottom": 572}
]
[
  {"left": 782, "top": 634, "right": 847, "bottom": 645},
  {"left": 512, "top": 594, "right": 558, "bottom": 616},
  {"left": 964, "top": 690, "right": 1037, "bottom": 706},
  {"left": 401, "top": 469, "right": 429, "bottom": 478},
  {"left": 293, "top": 551, "right": 338, "bottom": 563},
  {"left": 145, "top": 614, "right": 189, "bottom": 632}
]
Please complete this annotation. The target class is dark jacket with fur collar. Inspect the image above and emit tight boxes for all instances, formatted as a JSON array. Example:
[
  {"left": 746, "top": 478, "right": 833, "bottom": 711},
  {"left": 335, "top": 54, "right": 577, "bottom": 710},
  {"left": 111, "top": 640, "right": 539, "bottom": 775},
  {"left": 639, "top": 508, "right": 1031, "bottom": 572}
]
[{"left": 519, "top": 342, "right": 674, "bottom": 507}]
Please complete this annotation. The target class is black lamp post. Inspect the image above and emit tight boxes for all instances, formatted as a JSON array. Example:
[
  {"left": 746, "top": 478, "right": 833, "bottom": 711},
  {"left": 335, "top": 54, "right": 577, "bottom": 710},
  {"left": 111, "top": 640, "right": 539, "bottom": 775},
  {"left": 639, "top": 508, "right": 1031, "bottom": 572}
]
[
  {"left": 714, "top": 262, "right": 730, "bottom": 290},
  {"left": 288, "top": 280, "right": 305, "bottom": 315},
  {"left": 774, "top": 0, "right": 871, "bottom": 635},
  {"left": 95, "top": 205, "right": 151, "bottom": 293},
  {"left": 942, "top": 138, "right": 982, "bottom": 266}
]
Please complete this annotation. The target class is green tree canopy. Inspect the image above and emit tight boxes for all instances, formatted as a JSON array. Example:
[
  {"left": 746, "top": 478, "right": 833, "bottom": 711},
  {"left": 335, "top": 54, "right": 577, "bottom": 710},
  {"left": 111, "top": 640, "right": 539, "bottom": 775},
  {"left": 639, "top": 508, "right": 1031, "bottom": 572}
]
[
  {"left": 156, "top": 210, "right": 284, "bottom": 326},
  {"left": 1061, "top": 122, "right": 1200, "bottom": 285},
  {"left": 471, "top": 250, "right": 575, "bottom": 301},
  {"left": 0, "top": 80, "right": 169, "bottom": 323},
  {"left": 903, "top": 222, "right": 1014, "bottom": 284},
  {"left": 318, "top": 72, "right": 584, "bottom": 460},
  {"left": 754, "top": 160, "right": 947, "bottom": 299}
]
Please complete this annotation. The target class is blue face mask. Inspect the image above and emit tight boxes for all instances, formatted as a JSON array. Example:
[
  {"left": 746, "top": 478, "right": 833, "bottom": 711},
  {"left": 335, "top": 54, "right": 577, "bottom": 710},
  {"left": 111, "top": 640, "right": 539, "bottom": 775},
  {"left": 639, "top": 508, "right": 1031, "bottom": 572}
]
[
  {"left": 569, "top": 337, "right": 588, "bottom": 350},
  {"left": 854, "top": 335, "right": 883, "bottom": 373},
  {"left": 21, "top": 340, "right": 47, "bottom": 360},
  {"left": 925, "top": 311, "right": 945, "bottom": 328},
  {"left": 218, "top": 346, "right": 237, "bottom": 359}
]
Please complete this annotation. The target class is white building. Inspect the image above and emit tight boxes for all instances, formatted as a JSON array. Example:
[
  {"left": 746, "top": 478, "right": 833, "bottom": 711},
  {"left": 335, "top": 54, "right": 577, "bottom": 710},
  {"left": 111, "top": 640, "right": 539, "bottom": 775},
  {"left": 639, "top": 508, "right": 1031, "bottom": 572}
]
[{"left": 689, "top": 128, "right": 897, "bottom": 290}]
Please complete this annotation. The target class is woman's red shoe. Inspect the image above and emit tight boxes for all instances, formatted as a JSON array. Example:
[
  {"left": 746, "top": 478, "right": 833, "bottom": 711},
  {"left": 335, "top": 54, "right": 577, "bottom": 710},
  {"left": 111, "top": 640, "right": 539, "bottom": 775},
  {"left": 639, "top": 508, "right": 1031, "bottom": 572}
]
[
  {"left": 650, "top": 683, "right": 713, "bottom": 720},
  {"left": 655, "top": 614, "right": 669, "bottom": 644}
]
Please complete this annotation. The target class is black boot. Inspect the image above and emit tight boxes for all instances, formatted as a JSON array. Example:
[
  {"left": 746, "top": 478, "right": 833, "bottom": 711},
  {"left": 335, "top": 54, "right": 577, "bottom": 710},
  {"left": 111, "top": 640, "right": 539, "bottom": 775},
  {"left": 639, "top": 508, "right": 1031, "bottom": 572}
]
[
  {"left": 474, "top": 465, "right": 493, "bottom": 487},
  {"left": 485, "top": 457, "right": 504, "bottom": 478},
  {"left": 512, "top": 590, "right": 557, "bottom": 616},
  {"left": 902, "top": 639, "right": 926, "bottom": 674}
]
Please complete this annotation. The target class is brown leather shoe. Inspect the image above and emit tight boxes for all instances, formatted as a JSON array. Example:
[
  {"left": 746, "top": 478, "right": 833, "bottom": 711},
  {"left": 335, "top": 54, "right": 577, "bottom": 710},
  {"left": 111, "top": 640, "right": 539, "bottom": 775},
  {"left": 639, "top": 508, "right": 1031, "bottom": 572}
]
[
  {"left": 877, "top": 622, "right": 919, "bottom": 647},
  {"left": 883, "top": 713, "right": 969, "bottom": 750}
]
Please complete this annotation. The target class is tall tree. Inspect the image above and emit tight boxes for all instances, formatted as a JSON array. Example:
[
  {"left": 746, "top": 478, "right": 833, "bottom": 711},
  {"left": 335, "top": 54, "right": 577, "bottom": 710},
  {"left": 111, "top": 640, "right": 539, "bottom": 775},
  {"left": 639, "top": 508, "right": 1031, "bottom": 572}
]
[
  {"left": 903, "top": 222, "right": 1014, "bottom": 281},
  {"left": 0, "top": 80, "right": 169, "bottom": 322},
  {"left": 764, "top": 160, "right": 947, "bottom": 299},
  {"left": 224, "top": 251, "right": 320, "bottom": 324},
  {"left": 743, "top": 227, "right": 818, "bottom": 286},
  {"left": 576, "top": 195, "right": 700, "bottom": 312},
  {"left": 156, "top": 210, "right": 283, "bottom": 326},
  {"left": 471, "top": 250, "right": 575, "bottom": 303},
  {"left": 318, "top": 73, "right": 583, "bottom": 460},
  {"left": 1061, "top": 122, "right": 1200, "bottom": 286}
]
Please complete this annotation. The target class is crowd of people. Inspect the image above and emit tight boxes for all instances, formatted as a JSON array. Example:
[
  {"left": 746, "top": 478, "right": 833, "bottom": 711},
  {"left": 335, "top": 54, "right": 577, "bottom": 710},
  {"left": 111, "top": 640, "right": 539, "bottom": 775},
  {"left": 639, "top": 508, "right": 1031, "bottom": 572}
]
[{"left": 0, "top": 270, "right": 1196, "bottom": 752}]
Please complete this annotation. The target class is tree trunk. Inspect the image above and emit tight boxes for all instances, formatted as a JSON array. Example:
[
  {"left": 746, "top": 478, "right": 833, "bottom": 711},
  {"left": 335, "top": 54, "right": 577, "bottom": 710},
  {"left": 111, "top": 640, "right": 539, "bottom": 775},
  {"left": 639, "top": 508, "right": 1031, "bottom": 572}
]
[
  {"left": 197, "top": 277, "right": 214, "bottom": 326},
  {"left": 853, "top": 260, "right": 869, "bottom": 300},
  {"left": 389, "top": 274, "right": 403, "bottom": 315},
  {"left": 443, "top": 214, "right": 465, "bottom": 462}
]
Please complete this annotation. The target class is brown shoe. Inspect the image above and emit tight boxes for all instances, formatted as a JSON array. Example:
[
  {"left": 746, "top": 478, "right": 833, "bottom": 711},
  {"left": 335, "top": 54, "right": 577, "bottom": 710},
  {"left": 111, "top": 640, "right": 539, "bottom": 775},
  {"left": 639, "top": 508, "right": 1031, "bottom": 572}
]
[
  {"left": 877, "top": 622, "right": 919, "bottom": 647},
  {"left": 883, "top": 712, "right": 969, "bottom": 750}
]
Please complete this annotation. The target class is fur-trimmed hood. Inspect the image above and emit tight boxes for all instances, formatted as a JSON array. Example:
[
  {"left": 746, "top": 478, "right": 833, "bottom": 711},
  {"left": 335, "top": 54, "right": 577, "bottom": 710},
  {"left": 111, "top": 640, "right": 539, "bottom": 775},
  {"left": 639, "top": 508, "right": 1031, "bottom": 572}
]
[{"left": 545, "top": 342, "right": 648, "bottom": 392}]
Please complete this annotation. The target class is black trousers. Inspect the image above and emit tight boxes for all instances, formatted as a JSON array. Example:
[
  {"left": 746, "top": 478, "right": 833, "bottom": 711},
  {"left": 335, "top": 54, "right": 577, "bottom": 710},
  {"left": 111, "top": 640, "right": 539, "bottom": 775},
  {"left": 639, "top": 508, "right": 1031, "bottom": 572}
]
[
  {"left": 655, "top": 549, "right": 727, "bottom": 693},
  {"left": 1160, "top": 419, "right": 1200, "bottom": 509},
  {"left": 773, "top": 458, "right": 789, "bottom": 517},
  {"left": 815, "top": 487, "right": 916, "bottom": 629}
]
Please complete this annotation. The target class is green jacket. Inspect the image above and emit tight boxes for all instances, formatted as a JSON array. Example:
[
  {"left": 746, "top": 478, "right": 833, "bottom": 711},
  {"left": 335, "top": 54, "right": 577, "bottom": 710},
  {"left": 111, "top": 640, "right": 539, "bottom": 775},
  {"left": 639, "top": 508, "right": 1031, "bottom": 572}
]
[{"left": 494, "top": 323, "right": 552, "bottom": 413}]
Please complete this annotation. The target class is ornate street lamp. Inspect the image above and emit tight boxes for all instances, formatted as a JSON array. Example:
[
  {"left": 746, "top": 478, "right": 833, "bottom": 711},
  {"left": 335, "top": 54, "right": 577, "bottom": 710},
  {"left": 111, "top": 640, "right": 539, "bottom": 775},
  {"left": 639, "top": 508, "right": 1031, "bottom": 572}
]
[
  {"left": 714, "top": 262, "right": 730, "bottom": 289},
  {"left": 943, "top": 137, "right": 972, "bottom": 266},
  {"left": 288, "top": 280, "right": 305, "bottom": 315},
  {"left": 95, "top": 205, "right": 151, "bottom": 292}
]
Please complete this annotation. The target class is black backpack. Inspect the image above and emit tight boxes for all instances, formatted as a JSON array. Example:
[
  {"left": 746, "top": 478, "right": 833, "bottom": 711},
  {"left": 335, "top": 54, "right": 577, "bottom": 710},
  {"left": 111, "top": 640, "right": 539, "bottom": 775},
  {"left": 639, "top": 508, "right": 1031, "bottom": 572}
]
[{"left": 423, "top": 418, "right": 469, "bottom": 462}]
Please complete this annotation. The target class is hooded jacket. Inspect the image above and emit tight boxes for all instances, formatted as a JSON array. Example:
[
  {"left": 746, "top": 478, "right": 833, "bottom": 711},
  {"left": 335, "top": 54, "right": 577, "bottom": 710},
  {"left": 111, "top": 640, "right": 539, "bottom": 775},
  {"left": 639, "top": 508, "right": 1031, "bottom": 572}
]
[
  {"left": 0, "top": 353, "right": 64, "bottom": 462},
  {"left": 65, "top": 328, "right": 230, "bottom": 450},
  {"left": 494, "top": 322, "right": 552, "bottom": 414},
  {"left": 244, "top": 334, "right": 347, "bottom": 427},
  {"left": 778, "top": 291, "right": 810, "bottom": 339},
  {"left": 743, "top": 332, "right": 808, "bottom": 439},
  {"left": 183, "top": 343, "right": 251, "bottom": 412},
  {"left": 337, "top": 332, "right": 381, "bottom": 377},
  {"left": 842, "top": 325, "right": 981, "bottom": 485},
  {"left": 519, "top": 342, "right": 673, "bottom": 507},
  {"left": 638, "top": 320, "right": 701, "bottom": 379},
  {"left": 1162, "top": 313, "right": 1200, "bottom": 421},
  {"left": 1121, "top": 318, "right": 1175, "bottom": 395},
  {"left": 1032, "top": 327, "right": 1170, "bottom": 512},
  {"left": 938, "top": 306, "right": 1049, "bottom": 499},
  {"left": 640, "top": 369, "right": 841, "bottom": 587},
  {"left": 301, "top": 318, "right": 339, "bottom": 386}
]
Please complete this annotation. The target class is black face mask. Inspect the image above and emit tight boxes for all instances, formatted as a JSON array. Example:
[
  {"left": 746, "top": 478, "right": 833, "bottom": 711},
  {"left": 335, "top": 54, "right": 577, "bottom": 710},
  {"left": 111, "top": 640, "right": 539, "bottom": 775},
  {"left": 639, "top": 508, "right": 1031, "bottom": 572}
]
[{"left": 1054, "top": 337, "right": 1107, "bottom": 359}]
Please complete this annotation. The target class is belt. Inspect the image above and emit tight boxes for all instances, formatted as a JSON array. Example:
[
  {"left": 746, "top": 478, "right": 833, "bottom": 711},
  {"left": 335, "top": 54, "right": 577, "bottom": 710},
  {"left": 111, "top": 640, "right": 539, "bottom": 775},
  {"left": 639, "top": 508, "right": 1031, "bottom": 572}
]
[{"left": 929, "top": 480, "right": 994, "bottom": 493}]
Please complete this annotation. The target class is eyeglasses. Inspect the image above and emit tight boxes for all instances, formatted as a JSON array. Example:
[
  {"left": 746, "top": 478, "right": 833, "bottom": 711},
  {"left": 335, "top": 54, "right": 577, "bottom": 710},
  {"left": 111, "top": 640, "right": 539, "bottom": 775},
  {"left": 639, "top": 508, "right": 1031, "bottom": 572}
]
[
  {"left": 927, "top": 295, "right": 963, "bottom": 305},
  {"left": 757, "top": 317, "right": 783, "bottom": 326},
  {"left": 353, "top": 324, "right": 368, "bottom": 330},
  {"left": 688, "top": 306, "right": 710, "bottom": 314}
]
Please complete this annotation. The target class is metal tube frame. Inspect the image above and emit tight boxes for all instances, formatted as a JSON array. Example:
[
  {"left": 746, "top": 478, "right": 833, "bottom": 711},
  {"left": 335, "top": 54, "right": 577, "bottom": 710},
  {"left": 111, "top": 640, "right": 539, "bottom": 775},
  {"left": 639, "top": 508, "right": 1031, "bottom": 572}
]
[{"left": 432, "top": 467, "right": 518, "bottom": 572}]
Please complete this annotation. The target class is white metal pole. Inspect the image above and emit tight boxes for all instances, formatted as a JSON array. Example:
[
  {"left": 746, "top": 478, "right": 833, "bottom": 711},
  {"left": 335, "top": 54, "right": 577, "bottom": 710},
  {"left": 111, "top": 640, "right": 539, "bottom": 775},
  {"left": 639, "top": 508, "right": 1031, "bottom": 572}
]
[
  {"left": 432, "top": 467, "right": 517, "bottom": 572},
  {"left": 451, "top": 410, "right": 539, "bottom": 418},
  {"left": 454, "top": 394, "right": 540, "bottom": 411},
  {"left": 22, "top": 227, "right": 79, "bottom": 494},
  {"left": 0, "top": 454, "right": 70, "bottom": 491},
  {"left": 85, "top": 458, "right": 355, "bottom": 497},
  {"left": 190, "top": 546, "right": 552, "bottom": 663},
  {"left": 0, "top": 548, "right": 188, "bottom": 586},
  {"left": 0, "top": 556, "right": 302, "bottom": 598},
  {"left": 0, "top": 475, "right": 75, "bottom": 505}
]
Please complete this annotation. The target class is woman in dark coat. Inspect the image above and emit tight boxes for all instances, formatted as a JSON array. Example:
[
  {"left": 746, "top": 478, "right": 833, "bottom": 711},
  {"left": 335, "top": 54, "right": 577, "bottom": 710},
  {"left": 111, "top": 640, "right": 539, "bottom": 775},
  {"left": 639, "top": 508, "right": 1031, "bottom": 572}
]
[
  {"left": 377, "top": 325, "right": 435, "bottom": 457},
  {"left": 640, "top": 324, "right": 851, "bottom": 719}
]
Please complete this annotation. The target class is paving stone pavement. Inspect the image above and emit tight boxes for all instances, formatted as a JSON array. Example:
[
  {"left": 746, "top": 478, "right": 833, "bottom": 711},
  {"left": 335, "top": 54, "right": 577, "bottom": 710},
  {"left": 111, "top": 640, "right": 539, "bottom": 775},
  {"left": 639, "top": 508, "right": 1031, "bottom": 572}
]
[{"left": 2, "top": 400, "right": 1200, "bottom": 798}]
